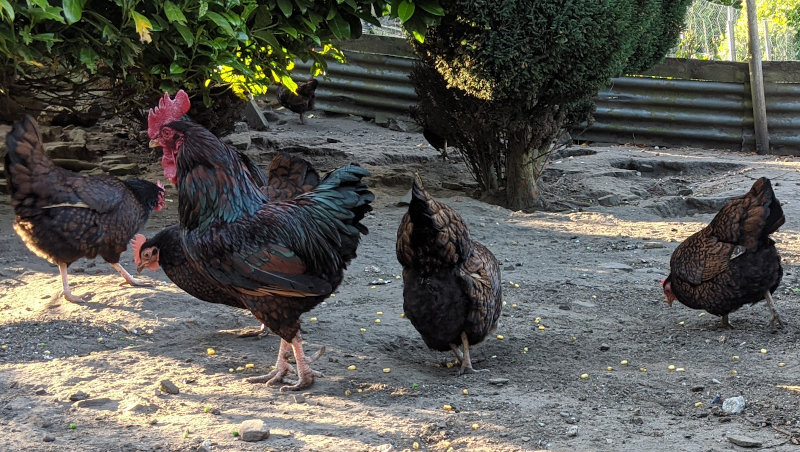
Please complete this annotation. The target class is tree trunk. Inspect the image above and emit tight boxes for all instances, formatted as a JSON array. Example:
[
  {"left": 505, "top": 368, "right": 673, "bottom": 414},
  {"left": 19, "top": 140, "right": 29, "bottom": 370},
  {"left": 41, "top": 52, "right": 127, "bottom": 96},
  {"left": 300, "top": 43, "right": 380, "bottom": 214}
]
[{"left": 505, "top": 127, "right": 542, "bottom": 211}]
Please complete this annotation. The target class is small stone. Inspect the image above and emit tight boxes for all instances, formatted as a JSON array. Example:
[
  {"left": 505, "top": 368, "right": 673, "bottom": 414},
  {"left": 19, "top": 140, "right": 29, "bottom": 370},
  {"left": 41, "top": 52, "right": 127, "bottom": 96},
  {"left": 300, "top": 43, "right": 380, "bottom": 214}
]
[
  {"left": 221, "top": 132, "right": 251, "bottom": 150},
  {"left": 30, "top": 415, "right": 52, "bottom": 428},
  {"left": 42, "top": 434, "right": 55, "bottom": 442},
  {"left": 642, "top": 241, "right": 666, "bottom": 249},
  {"left": 566, "top": 426, "right": 578, "bottom": 437},
  {"left": 722, "top": 396, "right": 745, "bottom": 414},
  {"left": 597, "top": 194, "right": 620, "bottom": 207},
  {"left": 599, "top": 263, "right": 634, "bottom": 272},
  {"left": 68, "top": 391, "right": 89, "bottom": 401},
  {"left": 599, "top": 344, "right": 610, "bottom": 351},
  {"left": 488, "top": 378, "right": 509, "bottom": 386},
  {"left": 244, "top": 98, "right": 269, "bottom": 131},
  {"left": 50, "top": 158, "right": 99, "bottom": 172},
  {"left": 690, "top": 386, "right": 704, "bottom": 392},
  {"left": 727, "top": 434, "right": 762, "bottom": 448},
  {"left": 239, "top": 419, "right": 270, "bottom": 442},
  {"left": 106, "top": 163, "right": 140, "bottom": 176},
  {"left": 159, "top": 380, "right": 180, "bottom": 395},
  {"left": 293, "top": 395, "right": 306, "bottom": 404}
]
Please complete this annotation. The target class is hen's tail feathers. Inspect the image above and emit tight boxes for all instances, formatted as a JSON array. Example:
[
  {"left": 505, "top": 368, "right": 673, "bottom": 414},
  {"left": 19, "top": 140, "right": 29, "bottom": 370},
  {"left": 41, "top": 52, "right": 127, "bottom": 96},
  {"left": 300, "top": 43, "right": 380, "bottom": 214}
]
[
  {"left": 236, "top": 149, "right": 269, "bottom": 188},
  {"left": 4, "top": 115, "right": 57, "bottom": 205},
  {"left": 751, "top": 177, "right": 785, "bottom": 236},
  {"left": 267, "top": 153, "right": 320, "bottom": 201}
]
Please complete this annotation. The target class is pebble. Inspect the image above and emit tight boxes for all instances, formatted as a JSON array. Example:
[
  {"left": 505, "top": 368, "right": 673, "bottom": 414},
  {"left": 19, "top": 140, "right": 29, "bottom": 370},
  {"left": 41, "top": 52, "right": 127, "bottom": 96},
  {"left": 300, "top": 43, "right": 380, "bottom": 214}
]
[
  {"left": 599, "top": 263, "right": 634, "bottom": 272},
  {"left": 42, "top": 434, "right": 55, "bottom": 442},
  {"left": 293, "top": 395, "right": 306, "bottom": 404},
  {"left": 722, "top": 396, "right": 745, "bottom": 414},
  {"left": 239, "top": 419, "right": 270, "bottom": 442},
  {"left": 727, "top": 434, "right": 762, "bottom": 448},
  {"left": 599, "top": 343, "right": 610, "bottom": 351},
  {"left": 488, "top": 378, "right": 509, "bottom": 386},
  {"left": 68, "top": 391, "right": 89, "bottom": 402},
  {"left": 566, "top": 426, "right": 578, "bottom": 437},
  {"left": 159, "top": 380, "right": 180, "bottom": 395}
]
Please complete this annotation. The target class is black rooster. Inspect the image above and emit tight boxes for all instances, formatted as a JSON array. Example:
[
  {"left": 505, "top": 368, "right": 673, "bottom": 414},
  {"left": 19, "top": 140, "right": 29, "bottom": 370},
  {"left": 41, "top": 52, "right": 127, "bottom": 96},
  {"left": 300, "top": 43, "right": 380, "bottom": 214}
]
[
  {"left": 397, "top": 175, "right": 502, "bottom": 374},
  {"left": 276, "top": 78, "right": 318, "bottom": 124},
  {"left": 149, "top": 118, "right": 373, "bottom": 391}
]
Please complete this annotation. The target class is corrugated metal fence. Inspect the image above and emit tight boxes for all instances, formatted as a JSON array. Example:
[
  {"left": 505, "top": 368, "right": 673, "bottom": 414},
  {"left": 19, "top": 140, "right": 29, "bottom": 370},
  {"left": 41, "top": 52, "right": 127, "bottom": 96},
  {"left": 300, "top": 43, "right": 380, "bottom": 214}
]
[{"left": 301, "top": 36, "right": 800, "bottom": 154}]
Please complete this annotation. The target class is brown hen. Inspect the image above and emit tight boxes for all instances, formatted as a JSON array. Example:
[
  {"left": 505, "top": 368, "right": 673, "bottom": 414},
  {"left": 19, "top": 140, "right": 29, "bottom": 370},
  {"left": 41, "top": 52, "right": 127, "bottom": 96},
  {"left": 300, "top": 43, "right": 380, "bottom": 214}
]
[
  {"left": 662, "top": 177, "right": 784, "bottom": 328},
  {"left": 396, "top": 175, "right": 502, "bottom": 374},
  {"left": 276, "top": 78, "right": 318, "bottom": 124}
]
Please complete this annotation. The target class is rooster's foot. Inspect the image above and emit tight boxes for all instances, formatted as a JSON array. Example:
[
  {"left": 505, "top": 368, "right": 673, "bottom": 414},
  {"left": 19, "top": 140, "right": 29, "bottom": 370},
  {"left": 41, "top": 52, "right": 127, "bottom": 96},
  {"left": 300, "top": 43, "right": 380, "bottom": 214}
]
[
  {"left": 111, "top": 263, "right": 152, "bottom": 287},
  {"left": 279, "top": 368, "right": 324, "bottom": 392},
  {"left": 60, "top": 290, "right": 88, "bottom": 303},
  {"left": 245, "top": 362, "right": 294, "bottom": 385},
  {"left": 458, "top": 366, "right": 489, "bottom": 376}
]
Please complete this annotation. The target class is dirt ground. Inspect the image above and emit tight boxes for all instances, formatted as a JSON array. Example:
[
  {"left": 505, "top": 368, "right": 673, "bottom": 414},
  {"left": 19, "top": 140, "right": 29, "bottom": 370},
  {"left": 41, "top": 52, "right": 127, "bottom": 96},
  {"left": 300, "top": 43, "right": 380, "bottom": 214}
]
[{"left": 1, "top": 108, "right": 800, "bottom": 452}]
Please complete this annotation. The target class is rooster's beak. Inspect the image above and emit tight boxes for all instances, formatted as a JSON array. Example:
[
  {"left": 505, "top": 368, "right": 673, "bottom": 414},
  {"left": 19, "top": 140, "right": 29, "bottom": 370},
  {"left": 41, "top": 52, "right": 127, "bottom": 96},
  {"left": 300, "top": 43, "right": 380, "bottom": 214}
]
[{"left": 149, "top": 140, "right": 160, "bottom": 148}]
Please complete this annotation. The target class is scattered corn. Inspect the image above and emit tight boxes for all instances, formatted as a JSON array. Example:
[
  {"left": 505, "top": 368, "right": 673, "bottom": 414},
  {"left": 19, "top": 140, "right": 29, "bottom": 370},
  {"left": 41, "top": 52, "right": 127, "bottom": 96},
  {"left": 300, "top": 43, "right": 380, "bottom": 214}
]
[
  {"left": 345, "top": 390, "right": 352, "bottom": 396},
  {"left": 778, "top": 362, "right": 787, "bottom": 367},
  {"left": 443, "top": 404, "right": 453, "bottom": 411},
  {"left": 639, "top": 368, "right": 647, "bottom": 373},
  {"left": 496, "top": 334, "right": 504, "bottom": 340},
  {"left": 206, "top": 348, "right": 215, "bottom": 356},
  {"left": 376, "top": 311, "right": 383, "bottom": 316},
  {"left": 668, "top": 365, "right": 676, "bottom": 371},
  {"left": 236, "top": 366, "right": 244, "bottom": 372},
  {"left": 348, "top": 365, "right": 357, "bottom": 371},
  {"left": 676, "top": 367, "right": 686, "bottom": 372},
  {"left": 511, "top": 303, "right": 518, "bottom": 308},
  {"left": 412, "top": 442, "right": 420, "bottom": 450},
  {"left": 0, "top": 345, "right": 6, "bottom": 350},
  {"left": 699, "top": 312, "right": 706, "bottom": 317},
  {"left": 695, "top": 402, "right": 703, "bottom": 407},
  {"left": 732, "top": 355, "right": 740, "bottom": 360},
  {"left": 606, "top": 367, "right": 613, "bottom": 372},
  {"left": 514, "top": 283, "right": 520, "bottom": 288},
  {"left": 228, "top": 368, "right": 234, "bottom": 373},
  {"left": 471, "top": 423, "right": 480, "bottom": 430},
  {"left": 760, "top": 348, "right": 768, "bottom": 354},
  {"left": 357, "top": 388, "right": 363, "bottom": 393},
  {"left": 97, "top": 337, "right": 104, "bottom": 343},
  {"left": 731, "top": 370, "right": 738, "bottom": 376},
  {"left": 580, "top": 373, "right": 589, "bottom": 380},
  {"left": 396, "top": 275, "right": 402, "bottom": 280},
  {"left": 538, "top": 325, "right": 546, "bottom": 331},
  {"left": 534, "top": 317, "right": 541, "bottom": 324},
  {"left": 370, "top": 285, "right": 376, "bottom": 289},
  {"left": 245, "top": 363, "right": 254, "bottom": 369},
  {"left": 570, "top": 336, "right": 577, "bottom": 342},
  {"left": 462, "top": 389, "right": 469, "bottom": 396},
  {"left": 508, "top": 281, "right": 515, "bottom": 287},
  {"left": 523, "top": 347, "right": 529, "bottom": 353},
  {"left": 374, "top": 319, "right": 381, "bottom": 324},
  {"left": 360, "top": 328, "right": 366, "bottom": 333},
  {"left": 620, "top": 360, "right": 629, "bottom": 366},
  {"left": 310, "top": 317, "right": 318, "bottom": 322},
  {"left": 383, "top": 368, "right": 391, "bottom": 373},
  {"left": 401, "top": 313, "right": 406, "bottom": 318},
  {"left": 446, "top": 362, "right": 454, "bottom": 368},
  {"left": 678, "top": 321, "right": 685, "bottom": 326}
]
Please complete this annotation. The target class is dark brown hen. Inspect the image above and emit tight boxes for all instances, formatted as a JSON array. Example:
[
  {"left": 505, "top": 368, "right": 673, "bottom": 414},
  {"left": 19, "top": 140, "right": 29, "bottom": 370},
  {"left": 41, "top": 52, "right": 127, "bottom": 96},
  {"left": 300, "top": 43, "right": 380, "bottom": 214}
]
[
  {"left": 5, "top": 115, "right": 164, "bottom": 302},
  {"left": 276, "top": 78, "right": 318, "bottom": 124},
  {"left": 132, "top": 153, "right": 320, "bottom": 336},
  {"left": 662, "top": 177, "right": 784, "bottom": 328},
  {"left": 397, "top": 175, "right": 502, "bottom": 375},
  {"left": 150, "top": 118, "right": 372, "bottom": 391}
]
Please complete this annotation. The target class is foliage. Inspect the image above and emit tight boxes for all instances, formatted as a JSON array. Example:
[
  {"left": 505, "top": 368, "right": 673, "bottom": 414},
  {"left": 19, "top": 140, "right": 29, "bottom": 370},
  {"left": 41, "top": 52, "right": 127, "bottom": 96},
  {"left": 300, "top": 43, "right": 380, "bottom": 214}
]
[
  {"left": 0, "top": 0, "right": 443, "bottom": 121},
  {"left": 411, "top": 0, "right": 691, "bottom": 209}
]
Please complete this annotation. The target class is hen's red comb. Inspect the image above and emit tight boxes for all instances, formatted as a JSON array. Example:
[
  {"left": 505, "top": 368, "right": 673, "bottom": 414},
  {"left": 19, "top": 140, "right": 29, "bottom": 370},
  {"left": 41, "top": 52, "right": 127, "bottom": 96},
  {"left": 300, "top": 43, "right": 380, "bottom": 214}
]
[
  {"left": 130, "top": 234, "right": 147, "bottom": 267},
  {"left": 148, "top": 90, "right": 190, "bottom": 139}
]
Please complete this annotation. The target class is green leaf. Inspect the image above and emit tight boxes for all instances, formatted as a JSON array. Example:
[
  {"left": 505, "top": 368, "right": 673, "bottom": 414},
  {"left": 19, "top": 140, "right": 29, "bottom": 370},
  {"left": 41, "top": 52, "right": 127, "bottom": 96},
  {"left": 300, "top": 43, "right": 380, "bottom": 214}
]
[
  {"left": 174, "top": 23, "right": 194, "bottom": 46},
  {"left": 279, "top": 25, "right": 298, "bottom": 38},
  {"left": 62, "top": 0, "right": 85, "bottom": 24},
  {"left": 198, "top": 1, "right": 208, "bottom": 18},
  {"left": 204, "top": 11, "right": 234, "bottom": 36},
  {"left": 397, "top": 1, "right": 415, "bottom": 23},
  {"left": 326, "top": 13, "right": 350, "bottom": 40},
  {"left": 411, "top": 29, "right": 424, "bottom": 42},
  {"left": 169, "top": 62, "right": 185, "bottom": 74},
  {"left": 163, "top": 1, "right": 187, "bottom": 25},
  {"left": 276, "top": 0, "right": 292, "bottom": 17},
  {"left": 80, "top": 46, "right": 99, "bottom": 72},
  {"left": 279, "top": 74, "right": 297, "bottom": 92},
  {"left": 253, "top": 30, "right": 279, "bottom": 49},
  {"left": 0, "top": 0, "right": 14, "bottom": 22},
  {"left": 416, "top": 0, "right": 444, "bottom": 16}
]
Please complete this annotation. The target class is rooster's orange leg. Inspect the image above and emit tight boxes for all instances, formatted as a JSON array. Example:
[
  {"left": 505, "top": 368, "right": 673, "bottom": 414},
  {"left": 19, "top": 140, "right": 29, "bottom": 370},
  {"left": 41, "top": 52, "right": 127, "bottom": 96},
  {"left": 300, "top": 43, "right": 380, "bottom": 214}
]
[
  {"left": 58, "top": 263, "right": 85, "bottom": 303},
  {"left": 280, "top": 333, "right": 325, "bottom": 392},
  {"left": 246, "top": 339, "right": 293, "bottom": 385},
  {"left": 764, "top": 291, "right": 784, "bottom": 329},
  {"left": 110, "top": 263, "right": 152, "bottom": 287}
]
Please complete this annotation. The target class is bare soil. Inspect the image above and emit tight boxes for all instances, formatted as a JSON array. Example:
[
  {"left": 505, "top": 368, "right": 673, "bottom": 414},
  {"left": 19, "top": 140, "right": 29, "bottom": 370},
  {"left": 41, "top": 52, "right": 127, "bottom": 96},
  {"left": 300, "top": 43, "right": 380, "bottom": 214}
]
[{"left": 2, "top": 109, "right": 800, "bottom": 452}]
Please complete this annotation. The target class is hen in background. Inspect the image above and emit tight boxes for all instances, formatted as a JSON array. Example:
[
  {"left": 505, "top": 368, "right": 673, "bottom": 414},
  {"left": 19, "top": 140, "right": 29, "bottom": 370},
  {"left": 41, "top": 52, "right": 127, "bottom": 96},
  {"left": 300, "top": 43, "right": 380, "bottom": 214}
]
[
  {"left": 149, "top": 114, "right": 373, "bottom": 391},
  {"left": 276, "top": 78, "right": 318, "bottom": 124},
  {"left": 422, "top": 127, "right": 449, "bottom": 161},
  {"left": 662, "top": 177, "right": 784, "bottom": 329},
  {"left": 131, "top": 153, "right": 320, "bottom": 336},
  {"left": 5, "top": 115, "right": 164, "bottom": 302},
  {"left": 397, "top": 175, "right": 502, "bottom": 375}
]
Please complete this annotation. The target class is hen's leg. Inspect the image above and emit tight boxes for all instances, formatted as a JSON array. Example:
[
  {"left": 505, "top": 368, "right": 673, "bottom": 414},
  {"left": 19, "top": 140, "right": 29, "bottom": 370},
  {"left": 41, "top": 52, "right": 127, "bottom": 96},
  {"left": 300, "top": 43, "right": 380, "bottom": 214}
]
[
  {"left": 720, "top": 314, "right": 733, "bottom": 329},
  {"left": 280, "top": 333, "right": 325, "bottom": 392},
  {"left": 765, "top": 291, "right": 784, "bottom": 329},
  {"left": 450, "top": 343, "right": 464, "bottom": 364},
  {"left": 110, "top": 263, "right": 152, "bottom": 287},
  {"left": 458, "top": 331, "right": 488, "bottom": 375},
  {"left": 245, "top": 339, "right": 293, "bottom": 385},
  {"left": 58, "top": 263, "right": 85, "bottom": 303}
]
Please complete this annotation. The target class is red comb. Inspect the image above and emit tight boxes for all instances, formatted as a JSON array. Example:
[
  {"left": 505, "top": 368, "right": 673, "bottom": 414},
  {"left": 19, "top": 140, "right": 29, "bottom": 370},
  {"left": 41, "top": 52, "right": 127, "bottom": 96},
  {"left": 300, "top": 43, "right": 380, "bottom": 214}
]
[
  {"left": 148, "top": 90, "right": 190, "bottom": 139},
  {"left": 130, "top": 234, "right": 147, "bottom": 266}
]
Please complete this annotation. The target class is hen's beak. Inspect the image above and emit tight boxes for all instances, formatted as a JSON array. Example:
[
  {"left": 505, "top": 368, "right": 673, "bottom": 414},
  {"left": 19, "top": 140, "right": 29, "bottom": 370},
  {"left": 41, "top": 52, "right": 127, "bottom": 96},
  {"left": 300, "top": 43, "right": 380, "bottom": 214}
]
[
  {"left": 136, "top": 263, "right": 146, "bottom": 274},
  {"left": 149, "top": 140, "right": 160, "bottom": 148}
]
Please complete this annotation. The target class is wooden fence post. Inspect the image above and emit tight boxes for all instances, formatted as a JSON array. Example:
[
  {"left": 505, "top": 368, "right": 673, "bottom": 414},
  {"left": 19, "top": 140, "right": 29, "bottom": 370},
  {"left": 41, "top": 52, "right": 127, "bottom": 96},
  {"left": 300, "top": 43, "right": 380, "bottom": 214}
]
[{"left": 746, "top": 0, "right": 769, "bottom": 154}]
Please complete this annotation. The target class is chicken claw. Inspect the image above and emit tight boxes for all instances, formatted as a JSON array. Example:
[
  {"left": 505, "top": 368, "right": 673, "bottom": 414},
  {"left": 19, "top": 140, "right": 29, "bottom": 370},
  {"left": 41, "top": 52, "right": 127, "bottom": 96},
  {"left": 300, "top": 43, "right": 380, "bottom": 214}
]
[
  {"left": 279, "top": 335, "right": 325, "bottom": 392},
  {"left": 246, "top": 339, "right": 293, "bottom": 385},
  {"left": 765, "top": 291, "right": 784, "bottom": 330},
  {"left": 111, "top": 263, "right": 152, "bottom": 287},
  {"left": 58, "top": 263, "right": 88, "bottom": 303}
]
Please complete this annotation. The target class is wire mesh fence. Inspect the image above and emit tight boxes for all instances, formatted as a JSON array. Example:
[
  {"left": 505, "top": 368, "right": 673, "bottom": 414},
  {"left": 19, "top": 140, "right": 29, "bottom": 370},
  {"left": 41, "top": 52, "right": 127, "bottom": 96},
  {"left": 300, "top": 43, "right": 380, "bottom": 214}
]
[{"left": 675, "top": 0, "right": 800, "bottom": 61}]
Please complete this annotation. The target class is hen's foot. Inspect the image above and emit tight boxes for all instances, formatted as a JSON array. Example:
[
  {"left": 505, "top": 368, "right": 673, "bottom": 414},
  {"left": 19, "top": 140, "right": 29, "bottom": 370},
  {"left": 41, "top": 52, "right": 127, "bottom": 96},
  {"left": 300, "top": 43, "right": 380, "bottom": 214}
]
[
  {"left": 60, "top": 290, "right": 87, "bottom": 303},
  {"left": 111, "top": 263, "right": 152, "bottom": 287},
  {"left": 765, "top": 291, "right": 784, "bottom": 330},
  {"left": 720, "top": 314, "right": 733, "bottom": 329},
  {"left": 458, "top": 366, "right": 489, "bottom": 376}
]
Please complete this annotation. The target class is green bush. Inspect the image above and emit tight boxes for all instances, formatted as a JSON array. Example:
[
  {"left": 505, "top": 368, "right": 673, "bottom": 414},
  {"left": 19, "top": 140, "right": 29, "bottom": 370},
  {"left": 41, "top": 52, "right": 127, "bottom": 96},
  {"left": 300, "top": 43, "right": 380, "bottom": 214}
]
[
  {"left": 411, "top": 0, "right": 691, "bottom": 210},
  {"left": 0, "top": 0, "right": 443, "bottom": 122}
]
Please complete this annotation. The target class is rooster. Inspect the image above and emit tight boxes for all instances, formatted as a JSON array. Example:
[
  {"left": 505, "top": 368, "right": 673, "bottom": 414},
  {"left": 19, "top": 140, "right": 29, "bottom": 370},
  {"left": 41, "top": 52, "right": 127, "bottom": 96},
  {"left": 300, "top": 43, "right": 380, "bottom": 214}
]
[
  {"left": 131, "top": 153, "right": 320, "bottom": 337},
  {"left": 662, "top": 177, "right": 784, "bottom": 329},
  {"left": 276, "top": 78, "right": 318, "bottom": 124},
  {"left": 148, "top": 116, "right": 373, "bottom": 391},
  {"left": 397, "top": 175, "right": 502, "bottom": 374},
  {"left": 4, "top": 115, "right": 164, "bottom": 302}
]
